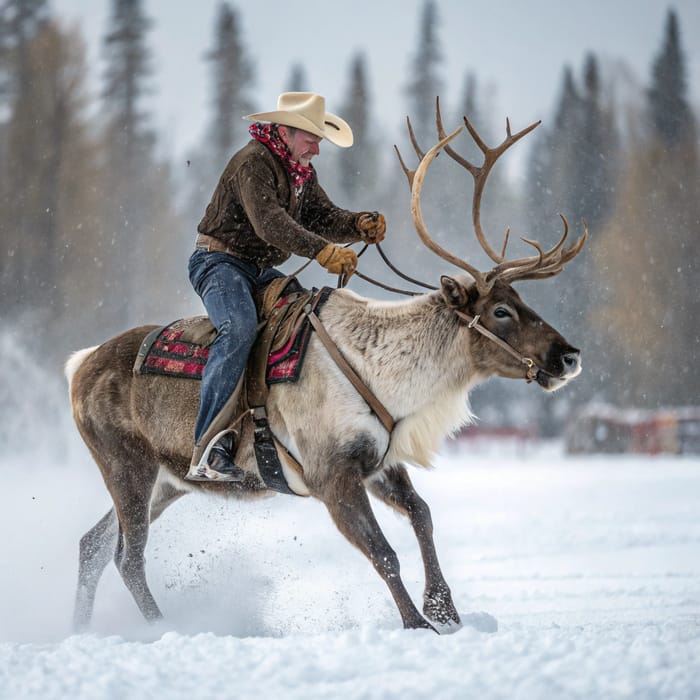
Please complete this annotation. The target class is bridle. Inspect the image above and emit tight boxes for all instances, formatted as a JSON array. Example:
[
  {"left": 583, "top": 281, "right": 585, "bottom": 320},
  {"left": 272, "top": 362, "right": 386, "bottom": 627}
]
[
  {"left": 450, "top": 309, "right": 539, "bottom": 382},
  {"left": 327, "top": 241, "right": 542, "bottom": 384}
]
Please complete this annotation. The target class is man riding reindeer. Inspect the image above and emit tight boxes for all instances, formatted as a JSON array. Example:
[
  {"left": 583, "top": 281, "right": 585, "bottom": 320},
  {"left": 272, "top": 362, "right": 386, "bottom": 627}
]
[{"left": 186, "top": 92, "right": 387, "bottom": 481}]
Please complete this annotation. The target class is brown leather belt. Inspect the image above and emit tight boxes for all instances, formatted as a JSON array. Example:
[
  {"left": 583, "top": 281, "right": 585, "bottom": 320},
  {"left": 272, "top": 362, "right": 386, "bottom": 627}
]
[{"left": 195, "top": 233, "right": 236, "bottom": 255}]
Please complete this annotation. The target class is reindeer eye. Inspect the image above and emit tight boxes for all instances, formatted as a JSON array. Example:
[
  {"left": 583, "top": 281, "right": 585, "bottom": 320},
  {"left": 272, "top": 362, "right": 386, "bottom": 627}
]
[{"left": 494, "top": 306, "right": 512, "bottom": 319}]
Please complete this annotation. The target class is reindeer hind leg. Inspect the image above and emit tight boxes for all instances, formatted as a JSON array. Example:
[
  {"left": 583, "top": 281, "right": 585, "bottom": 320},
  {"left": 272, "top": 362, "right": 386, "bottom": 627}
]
[
  {"left": 74, "top": 465, "right": 187, "bottom": 631},
  {"left": 73, "top": 507, "right": 119, "bottom": 632},
  {"left": 92, "top": 436, "right": 164, "bottom": 622},
  {"left": 113, "top": 477, "right": 163, "bottom": 621}
]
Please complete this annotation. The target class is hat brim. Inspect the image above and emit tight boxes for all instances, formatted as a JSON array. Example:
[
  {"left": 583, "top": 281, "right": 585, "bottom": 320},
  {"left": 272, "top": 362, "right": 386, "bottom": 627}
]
[{"left": 243, "top": 110, "right": 353, "bottom": 148}]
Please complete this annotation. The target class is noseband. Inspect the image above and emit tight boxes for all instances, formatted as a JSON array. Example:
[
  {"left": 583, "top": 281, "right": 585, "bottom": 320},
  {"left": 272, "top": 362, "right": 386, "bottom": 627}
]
[{"left": 451, "top": 309, "right": 540, "bottom": 382}]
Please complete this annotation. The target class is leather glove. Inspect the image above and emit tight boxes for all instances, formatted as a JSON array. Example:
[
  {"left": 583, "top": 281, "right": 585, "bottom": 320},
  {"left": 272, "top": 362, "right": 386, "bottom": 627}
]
[
  {"left": 315, "top": 243, "right": 358, "bottom": 280},
  {"left": 356, "top": 212, "right": 386, "bottom": 244}
]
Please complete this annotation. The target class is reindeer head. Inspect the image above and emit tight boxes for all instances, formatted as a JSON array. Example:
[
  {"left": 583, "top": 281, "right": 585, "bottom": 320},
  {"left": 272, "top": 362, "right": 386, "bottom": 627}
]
[
  {"left": 439, "top": 274, "right": 581, "bottom": 391},
  {"left": 396, "top": 98, "right": 587, "bottom": 391}
]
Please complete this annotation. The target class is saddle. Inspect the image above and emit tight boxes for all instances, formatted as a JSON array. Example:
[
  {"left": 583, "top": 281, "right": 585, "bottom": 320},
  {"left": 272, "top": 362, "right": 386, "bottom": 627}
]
[
  {"left": 133, "top": 277, "right": 332, "bottom": 381},
  {"left": 132, "top": 277, "right": 332, "bottom": 494}
]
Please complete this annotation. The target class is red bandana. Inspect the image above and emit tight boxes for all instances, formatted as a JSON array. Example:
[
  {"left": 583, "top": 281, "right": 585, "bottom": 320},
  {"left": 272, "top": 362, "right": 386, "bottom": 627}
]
[{"left": 248, "top": 122, "right": 314, "bottom": 191}]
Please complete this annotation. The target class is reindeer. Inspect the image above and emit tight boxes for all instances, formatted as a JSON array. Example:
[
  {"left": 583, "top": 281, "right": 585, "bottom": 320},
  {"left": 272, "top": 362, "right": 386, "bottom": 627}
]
[{"left": 67, "top": 107, "right": 586, "bottom": 633}]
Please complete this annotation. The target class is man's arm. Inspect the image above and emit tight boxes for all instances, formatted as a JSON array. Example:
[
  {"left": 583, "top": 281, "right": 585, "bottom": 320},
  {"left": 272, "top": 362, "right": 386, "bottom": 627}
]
[
  {"left": 298, "top": 178, "right": 362, "bottom": 244},
  {"left": 234, "top": 159, "right": 329, "bottom": 259}
]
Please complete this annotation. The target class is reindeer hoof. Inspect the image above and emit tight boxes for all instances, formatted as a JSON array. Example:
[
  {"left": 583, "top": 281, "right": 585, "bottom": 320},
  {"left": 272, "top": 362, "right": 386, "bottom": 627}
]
[
  {"left": 404, "top": 617, "right": 438, "bottom": 633},
  {"left": 423, "top": 587, "right": 460, "bottom": 628},
  {"left": 432, "top": 618, "right": 463, "bottom": 635}
]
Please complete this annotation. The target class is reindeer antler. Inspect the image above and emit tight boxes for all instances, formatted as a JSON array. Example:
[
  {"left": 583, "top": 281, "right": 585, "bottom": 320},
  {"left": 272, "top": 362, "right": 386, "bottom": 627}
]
[
  {"left": 490, "top": 215, "right": 588, "bottom": 285},
  {"left": 397, "top": 126, "right": 489, "bottom": 291},
  {"left": 395, "top": 97, "right": 587, "bottom": 294}
]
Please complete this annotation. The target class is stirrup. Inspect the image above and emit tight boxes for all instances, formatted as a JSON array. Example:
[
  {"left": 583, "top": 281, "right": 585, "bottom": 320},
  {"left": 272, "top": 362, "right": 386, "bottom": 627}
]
[
  {"left": 185, "top": 462, "right": 243, "bottom": 482},
  {"left": 186, "top": 429, "right": 244, "bottom": 482}
]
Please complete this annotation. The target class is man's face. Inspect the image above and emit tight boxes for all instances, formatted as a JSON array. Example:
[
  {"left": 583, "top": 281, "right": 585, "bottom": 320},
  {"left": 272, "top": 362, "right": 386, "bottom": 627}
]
[{"left": 278, "top": 126, "right": 321, "bottom": 167}]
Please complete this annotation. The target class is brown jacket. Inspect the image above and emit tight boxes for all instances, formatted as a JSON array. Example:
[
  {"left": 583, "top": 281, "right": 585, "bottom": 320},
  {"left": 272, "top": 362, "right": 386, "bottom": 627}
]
[{"left": 198, "top": 140, "right": 363, "bottom": 268}]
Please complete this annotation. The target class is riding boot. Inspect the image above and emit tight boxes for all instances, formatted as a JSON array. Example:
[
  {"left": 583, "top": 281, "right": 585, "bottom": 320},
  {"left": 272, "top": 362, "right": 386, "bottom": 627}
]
[
  {"left": 186, "top": 376, "right": 246, "bottom": 482},
  {"left": 187, "top": 429, "right": 244, "bottom": 482}
]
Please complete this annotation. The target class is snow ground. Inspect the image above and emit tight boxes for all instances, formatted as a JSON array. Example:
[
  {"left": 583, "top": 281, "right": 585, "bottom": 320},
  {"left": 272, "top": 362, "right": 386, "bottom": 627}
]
[{"left": 1, "top": 438, "right": 700, "bottom": 699}]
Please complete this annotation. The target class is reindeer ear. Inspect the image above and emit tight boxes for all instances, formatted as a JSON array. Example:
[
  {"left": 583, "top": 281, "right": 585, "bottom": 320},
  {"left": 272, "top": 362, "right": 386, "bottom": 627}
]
[{"left": 440, "top": 275, "right": 475, "bottom": 309}]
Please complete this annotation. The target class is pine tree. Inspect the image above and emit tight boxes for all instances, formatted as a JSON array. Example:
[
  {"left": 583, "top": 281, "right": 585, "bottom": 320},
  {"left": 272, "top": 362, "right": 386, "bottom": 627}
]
[
  {"left": 0, "top": 0, "right": 48, "bottom": 104},
  {"left": 0, "top": 0, "right": 49, "bottom": 315},
  {"left": 577, "top": 54, "right": 618, "bottom": 233},
  {"left": 522, "top": 57, "right": 620, "bottom": 426},
  {"left": 40, "top": 24, "right": 109, "bottom": 342},
  {"left": 99, "top": 0, "right": 155, "bottom": 327},
  {"left": 395, "top": 0, "right": 459, "bottom": 284},
  {"left": 558, "top": 55, "right": 618, "bottom": 312},
  {"left": 205, "top": 2, "right": 254, "bottom": 169},
  {"left": 452, "top": 71, "right": 489, "bottom": 169},
  {"left": 645, "top": 7, "right": 699, "bottom": 404},
  {"left": 286, "top": 62, "right": 308, "bottom": 93},
  {"left": 457, "top": 73, "right": 477, "bottom": 124},
  {"left": 338, "top": 52, "right": 376, "bottom": 207},
  {"left": 404, "top": 0, "right": 443, "bottom": 149},
  {"left": 182, "top": 2, "right": 255, "bottom": 242},
  {"left": 648, "top": 9, "right": 694, "bottom": 146},
  {"left": 101, "top": 0, "right": 154, "bottom": 166},
  {"left": 99, "top": 0, "right": 182, "bottom": 330},
  {"left": 21, "top": 21, "right": 87, "bottom": 315},
  {"left": 0, "top": 15, "right": 111, "bottom": 355},
  {"left": 525, "top": 58, "right": 617, "bottom": 317}
]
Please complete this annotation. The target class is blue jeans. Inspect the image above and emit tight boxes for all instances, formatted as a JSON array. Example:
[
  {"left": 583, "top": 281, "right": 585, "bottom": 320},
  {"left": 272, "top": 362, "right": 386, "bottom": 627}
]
[{"left": 188, "top": 249, "right": 283, "bottom": 445}]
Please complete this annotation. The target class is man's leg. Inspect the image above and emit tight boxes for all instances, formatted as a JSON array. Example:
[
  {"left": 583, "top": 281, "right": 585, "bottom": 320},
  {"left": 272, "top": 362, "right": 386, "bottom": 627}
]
[{"left": 186, "top": 251, "right": 260, "bottom": 481}]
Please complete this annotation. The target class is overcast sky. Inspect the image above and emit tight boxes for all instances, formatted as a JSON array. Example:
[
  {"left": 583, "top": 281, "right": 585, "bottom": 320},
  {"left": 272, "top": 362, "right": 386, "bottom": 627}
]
[{"left": 53, "top": 0, "right": 700, "bottom": 169}]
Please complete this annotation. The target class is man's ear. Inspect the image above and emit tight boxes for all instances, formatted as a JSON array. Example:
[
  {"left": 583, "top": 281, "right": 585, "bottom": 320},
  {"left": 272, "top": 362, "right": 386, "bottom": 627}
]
[
  {"left": 440, "top": 275, "right": 477, "bottom": 309},
  {"left": 277, "top": 125, "right": 289, "bottom": 144}
]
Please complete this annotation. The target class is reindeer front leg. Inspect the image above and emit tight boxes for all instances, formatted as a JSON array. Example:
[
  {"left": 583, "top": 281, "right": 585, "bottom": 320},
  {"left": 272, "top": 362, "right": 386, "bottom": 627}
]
[
  {"left": 368, "top": 465, "right": 461, "bottom": 630},
  {"left": 317, "top": 466, "right": 434, "bottom": 632}
]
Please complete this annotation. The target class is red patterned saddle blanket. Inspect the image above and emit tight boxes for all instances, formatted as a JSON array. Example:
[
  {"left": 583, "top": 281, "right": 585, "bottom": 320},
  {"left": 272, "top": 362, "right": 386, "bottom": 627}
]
[{"left": 133, "top": 286, "right": 331, "bottom": 384}]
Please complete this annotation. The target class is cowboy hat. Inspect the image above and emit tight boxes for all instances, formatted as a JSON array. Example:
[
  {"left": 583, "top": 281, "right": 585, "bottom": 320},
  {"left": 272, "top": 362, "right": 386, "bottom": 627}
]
[{"left": 244, "top": 92, "right": 353, "bottom": 148}]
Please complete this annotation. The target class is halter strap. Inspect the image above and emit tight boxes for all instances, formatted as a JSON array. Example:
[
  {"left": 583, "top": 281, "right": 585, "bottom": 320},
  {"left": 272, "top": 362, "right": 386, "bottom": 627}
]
[{"left": 451, "top": 309, "right": 539, "bottom": 381}]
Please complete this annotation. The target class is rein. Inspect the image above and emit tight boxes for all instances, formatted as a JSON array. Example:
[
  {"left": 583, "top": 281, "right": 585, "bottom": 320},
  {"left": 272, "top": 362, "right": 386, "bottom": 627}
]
[
  {"left": 353, "top": 243, "right": 436, "bottom": 295},
  {"left": 288, "top": 243, "right": 431, "bottom": 295}
]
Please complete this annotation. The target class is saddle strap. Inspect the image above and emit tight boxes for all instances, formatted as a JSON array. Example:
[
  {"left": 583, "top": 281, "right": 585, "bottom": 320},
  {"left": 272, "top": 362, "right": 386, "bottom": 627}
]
[
  {"left": 252, "top": 411, "right": 297, "bottom": 495},
  {"left": 306, "top": 311, "right": 395, "bottom": 434},
  {"left": 247, "top": 287, "right": 313, "bottom": 409}
]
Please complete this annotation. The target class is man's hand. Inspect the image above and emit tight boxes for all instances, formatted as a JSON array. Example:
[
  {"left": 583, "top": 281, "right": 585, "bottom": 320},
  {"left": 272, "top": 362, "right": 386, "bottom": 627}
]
[
  {"left": 315, "top": 243, "right": 358, "bottom": 280},
  {"left": 356, "top": 212, "right": 386, "bottom": 244}
]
